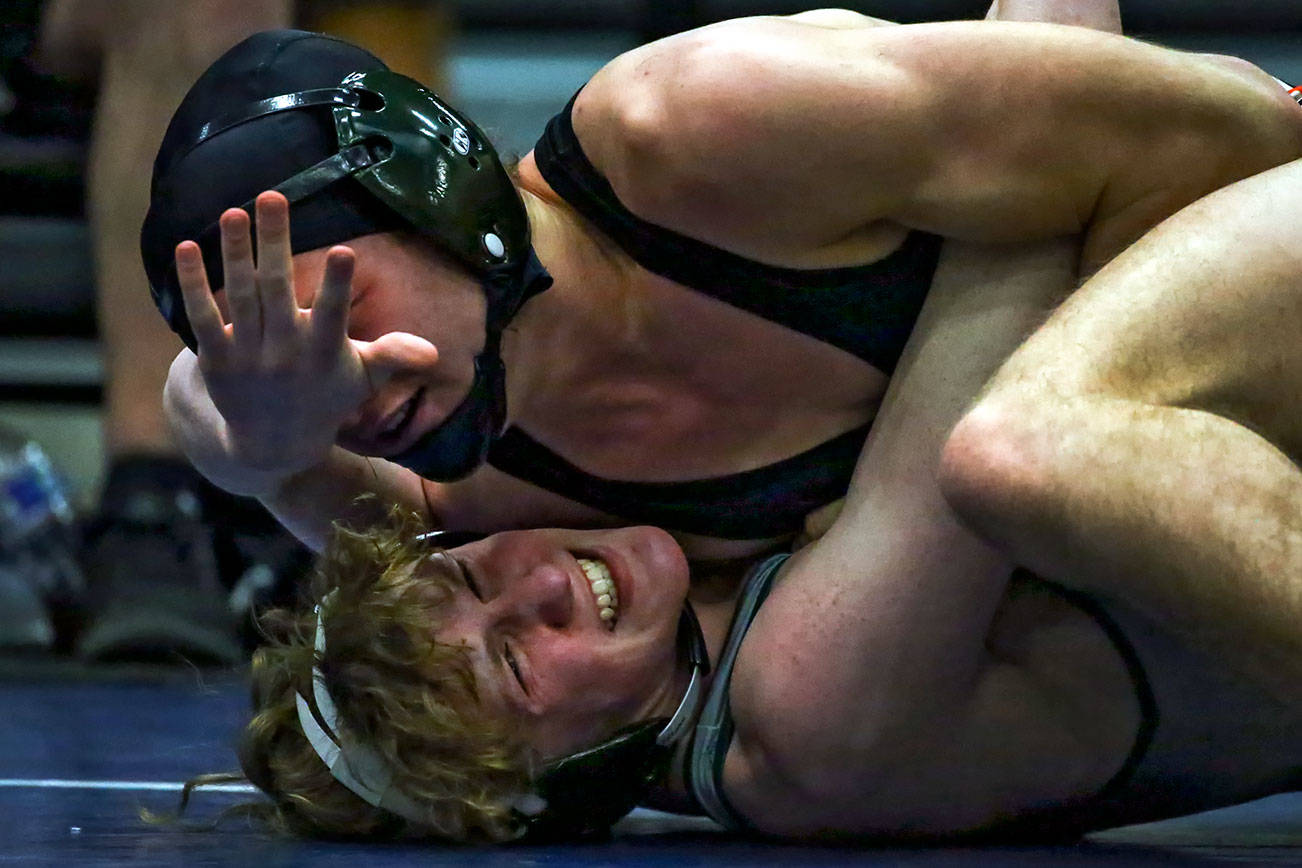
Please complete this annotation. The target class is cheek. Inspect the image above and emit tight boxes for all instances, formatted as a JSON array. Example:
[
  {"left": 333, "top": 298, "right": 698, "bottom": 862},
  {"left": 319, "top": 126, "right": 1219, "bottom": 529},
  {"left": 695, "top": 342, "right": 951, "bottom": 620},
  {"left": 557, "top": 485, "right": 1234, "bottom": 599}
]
[{"left": 631, "top": 527, "right": 690, "bottom": 586}]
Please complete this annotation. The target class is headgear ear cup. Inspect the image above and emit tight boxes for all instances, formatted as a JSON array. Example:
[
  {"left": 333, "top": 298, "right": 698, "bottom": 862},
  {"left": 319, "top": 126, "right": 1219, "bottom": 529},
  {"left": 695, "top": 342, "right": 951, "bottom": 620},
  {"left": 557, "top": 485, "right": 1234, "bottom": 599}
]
[{"left": 517, "top": 605, "right": 710, "bottom": 841}]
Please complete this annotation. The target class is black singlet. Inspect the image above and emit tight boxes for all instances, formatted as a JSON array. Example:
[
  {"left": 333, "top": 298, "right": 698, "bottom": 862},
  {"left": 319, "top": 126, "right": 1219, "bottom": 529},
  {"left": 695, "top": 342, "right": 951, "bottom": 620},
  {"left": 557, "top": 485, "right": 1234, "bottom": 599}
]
[{"left": 484, "top": 91, "right": 944, "bottom": 539}]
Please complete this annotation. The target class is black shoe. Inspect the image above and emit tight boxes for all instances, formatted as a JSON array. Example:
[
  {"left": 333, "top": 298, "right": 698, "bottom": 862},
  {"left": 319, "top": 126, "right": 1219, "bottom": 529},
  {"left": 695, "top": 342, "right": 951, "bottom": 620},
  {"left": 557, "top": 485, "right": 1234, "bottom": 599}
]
[
  {"left": 76, "top": 458, "right": 243, "bottom": 666},
  {"left": 205, "top": 482, "right": 315, "bottom": 650}
]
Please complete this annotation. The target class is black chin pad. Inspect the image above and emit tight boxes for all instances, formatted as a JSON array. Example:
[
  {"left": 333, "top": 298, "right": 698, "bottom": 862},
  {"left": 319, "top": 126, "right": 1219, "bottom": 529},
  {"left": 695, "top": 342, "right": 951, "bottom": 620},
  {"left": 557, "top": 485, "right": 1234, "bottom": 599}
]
[
  {"left": 386, "top": 350, "right": 505, "bottom": 481},
  {"left": 520, "top": 718, "right": 671, "bottom": 841}
]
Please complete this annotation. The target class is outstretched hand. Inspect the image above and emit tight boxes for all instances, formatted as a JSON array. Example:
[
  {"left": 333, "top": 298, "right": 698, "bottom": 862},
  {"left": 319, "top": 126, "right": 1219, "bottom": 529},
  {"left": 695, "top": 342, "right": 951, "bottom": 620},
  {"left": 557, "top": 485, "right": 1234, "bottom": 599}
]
[{"left": 170, "top": 190, "right": 437, "bottom": 493}]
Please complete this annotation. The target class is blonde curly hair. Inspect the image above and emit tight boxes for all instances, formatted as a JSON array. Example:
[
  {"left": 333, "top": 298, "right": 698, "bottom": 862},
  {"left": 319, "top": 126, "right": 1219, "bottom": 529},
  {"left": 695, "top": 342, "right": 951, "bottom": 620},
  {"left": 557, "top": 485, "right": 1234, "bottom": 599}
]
[{"left": 233, "top": 510, "right": 534, "bottom": 842}]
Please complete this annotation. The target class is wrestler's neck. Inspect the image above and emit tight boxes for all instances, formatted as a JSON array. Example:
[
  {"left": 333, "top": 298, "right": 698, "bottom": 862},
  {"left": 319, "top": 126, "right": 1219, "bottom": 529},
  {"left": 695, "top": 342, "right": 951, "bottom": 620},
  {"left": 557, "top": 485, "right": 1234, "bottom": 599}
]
[{"left": 500, "top": 152, "right": 666, "bottom": 421}]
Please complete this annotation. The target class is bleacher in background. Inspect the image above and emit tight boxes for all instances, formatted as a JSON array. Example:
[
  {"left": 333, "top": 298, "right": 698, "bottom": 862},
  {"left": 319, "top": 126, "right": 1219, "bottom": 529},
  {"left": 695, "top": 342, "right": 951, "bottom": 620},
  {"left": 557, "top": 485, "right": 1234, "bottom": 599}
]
[{"left": 1, "top": 0, "right": 1299, "bottom": 500}]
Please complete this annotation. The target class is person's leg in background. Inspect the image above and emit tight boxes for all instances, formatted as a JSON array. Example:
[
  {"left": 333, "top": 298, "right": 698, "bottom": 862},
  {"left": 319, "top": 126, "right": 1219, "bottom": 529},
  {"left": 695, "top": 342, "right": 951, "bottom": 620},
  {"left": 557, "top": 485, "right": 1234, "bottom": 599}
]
[{"left": 37, "top": 0, "right": 295, "bottom": 664}]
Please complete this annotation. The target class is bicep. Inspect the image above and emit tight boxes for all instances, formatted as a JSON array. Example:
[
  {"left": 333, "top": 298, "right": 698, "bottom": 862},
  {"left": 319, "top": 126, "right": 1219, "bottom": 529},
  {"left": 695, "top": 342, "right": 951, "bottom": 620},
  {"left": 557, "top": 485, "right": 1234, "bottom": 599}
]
[
  {"left": 727, "top": 590, "right": 1140, "bottom": 837},
  {"left": 583, "top": 20, "right": 1300, "bottom": 268}
]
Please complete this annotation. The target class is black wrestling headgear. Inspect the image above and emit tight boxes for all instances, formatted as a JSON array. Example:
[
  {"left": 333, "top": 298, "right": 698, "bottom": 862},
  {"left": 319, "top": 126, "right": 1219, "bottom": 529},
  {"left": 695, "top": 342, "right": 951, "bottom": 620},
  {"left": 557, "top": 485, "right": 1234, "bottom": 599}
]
[{"left": 141, "top": 30, "right": 552, "bottom": 481}]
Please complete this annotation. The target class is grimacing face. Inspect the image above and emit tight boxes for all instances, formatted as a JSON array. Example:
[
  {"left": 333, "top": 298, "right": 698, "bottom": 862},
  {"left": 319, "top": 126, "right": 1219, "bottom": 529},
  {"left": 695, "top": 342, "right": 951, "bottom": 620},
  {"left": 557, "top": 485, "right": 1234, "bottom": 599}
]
[
  {"left": 426, "top": 526, "right": 692, "bottom": 761},
  {"left": 212, "top": 230, "right": 488, "bottom": 458}
]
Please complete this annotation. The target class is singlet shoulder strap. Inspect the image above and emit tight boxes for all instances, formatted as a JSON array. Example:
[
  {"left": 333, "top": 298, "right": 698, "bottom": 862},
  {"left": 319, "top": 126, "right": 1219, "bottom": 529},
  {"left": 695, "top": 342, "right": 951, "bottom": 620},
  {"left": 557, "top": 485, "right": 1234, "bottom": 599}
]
[
  {"left": 485, "top": 425, "right": 870, "bottom": 540},
  {"left": 533, "top": 90, "right": 943, "bottom": 374},
  {"left": 1031, "top": 574, "right": 1159, "bottom": 798},
  {"left": 687, "top": 553, "right": 790, "bottom": 830}
]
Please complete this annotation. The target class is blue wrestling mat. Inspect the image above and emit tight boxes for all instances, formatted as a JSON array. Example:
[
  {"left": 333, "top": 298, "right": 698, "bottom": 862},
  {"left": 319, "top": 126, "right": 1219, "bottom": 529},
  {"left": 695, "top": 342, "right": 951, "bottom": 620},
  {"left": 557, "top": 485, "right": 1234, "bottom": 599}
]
[{"left": 2, "top": 665, "right": 1301, "bottom": 866}]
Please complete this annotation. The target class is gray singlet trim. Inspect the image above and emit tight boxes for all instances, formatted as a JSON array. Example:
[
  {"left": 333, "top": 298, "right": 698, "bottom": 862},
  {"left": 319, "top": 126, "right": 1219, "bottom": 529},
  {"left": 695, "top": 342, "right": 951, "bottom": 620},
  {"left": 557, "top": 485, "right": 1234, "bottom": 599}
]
[{"left": 687, "top": 553, "right": 790, "bottom": 831}]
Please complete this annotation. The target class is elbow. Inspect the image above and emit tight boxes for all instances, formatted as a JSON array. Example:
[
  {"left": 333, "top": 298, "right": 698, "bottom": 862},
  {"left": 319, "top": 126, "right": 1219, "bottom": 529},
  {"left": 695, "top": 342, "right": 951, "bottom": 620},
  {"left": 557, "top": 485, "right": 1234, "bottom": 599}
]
[{"left": 938, "top": 399, "right": 1054, "bottom": 545}]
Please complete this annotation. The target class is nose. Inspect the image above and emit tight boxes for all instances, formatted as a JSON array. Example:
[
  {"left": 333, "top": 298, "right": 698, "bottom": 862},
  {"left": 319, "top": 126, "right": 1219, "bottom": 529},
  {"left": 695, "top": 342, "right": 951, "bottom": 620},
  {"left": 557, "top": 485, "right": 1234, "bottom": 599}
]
[{"left": 499, "top": 561, "right": 574, "bottom": 630}]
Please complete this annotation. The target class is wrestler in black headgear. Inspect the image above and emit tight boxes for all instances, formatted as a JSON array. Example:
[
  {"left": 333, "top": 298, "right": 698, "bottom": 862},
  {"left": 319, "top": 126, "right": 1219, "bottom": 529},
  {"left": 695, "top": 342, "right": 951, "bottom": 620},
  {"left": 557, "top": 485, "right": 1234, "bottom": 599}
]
[{"left": 141, "top": 30, "right": 552, "bottom": 481}]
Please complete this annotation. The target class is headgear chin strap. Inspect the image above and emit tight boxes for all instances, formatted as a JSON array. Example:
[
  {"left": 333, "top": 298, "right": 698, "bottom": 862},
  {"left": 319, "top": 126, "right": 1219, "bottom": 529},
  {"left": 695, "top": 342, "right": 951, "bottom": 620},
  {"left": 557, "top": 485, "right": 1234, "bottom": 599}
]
[
  {"left": 386, "top": 250, "right": 553, "bottom": 480},
  {"left": 298, "top": 532, "right": 711, "bottom": 841},
  {"left": 145, "top": 62, "right": 553, "bottom": 481}
]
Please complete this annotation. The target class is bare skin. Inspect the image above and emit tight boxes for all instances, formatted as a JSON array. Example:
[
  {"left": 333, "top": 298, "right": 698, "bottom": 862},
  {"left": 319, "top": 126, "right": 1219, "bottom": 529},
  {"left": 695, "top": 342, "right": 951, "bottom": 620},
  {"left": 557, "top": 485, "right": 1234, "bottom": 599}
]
[
  {"left": 164, "top": 10, "right": 1302, "bottom": 563},
  {"left": 422, "top": 525, "right": 693, "bottom": 761},
  {"left": 428, "top": 229, "right": 1302, "bottom": 838},
  {"left": 534, "top": 4, "right": 1302, "bottom": 836},
  {"left": 985, "top": 0, "right": 1120, "bottom": 29},
  {"left": 940, "top": 156, "right": 1302, "bottom": 708}
]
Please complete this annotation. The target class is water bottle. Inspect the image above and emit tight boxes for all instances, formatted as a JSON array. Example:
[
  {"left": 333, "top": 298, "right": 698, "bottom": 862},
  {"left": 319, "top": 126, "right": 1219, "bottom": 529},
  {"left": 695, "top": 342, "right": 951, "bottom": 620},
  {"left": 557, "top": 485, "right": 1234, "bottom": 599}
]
[{"left": 0, "top": 426, "right": 84, "bottom": 650}]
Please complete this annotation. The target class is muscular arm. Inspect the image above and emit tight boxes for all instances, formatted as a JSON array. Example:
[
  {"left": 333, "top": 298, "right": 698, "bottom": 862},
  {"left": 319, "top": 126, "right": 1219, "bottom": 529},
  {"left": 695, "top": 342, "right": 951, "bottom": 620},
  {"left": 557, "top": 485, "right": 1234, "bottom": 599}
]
[
  {"left": 940, "top": 157, "right": 1302, "bottom": 707},
  {"left": 719, "top": 240, "right": 1138, "bottom": 836},
  {"left": 580, "top": 17, "right": 1302, "bottom": 273}
]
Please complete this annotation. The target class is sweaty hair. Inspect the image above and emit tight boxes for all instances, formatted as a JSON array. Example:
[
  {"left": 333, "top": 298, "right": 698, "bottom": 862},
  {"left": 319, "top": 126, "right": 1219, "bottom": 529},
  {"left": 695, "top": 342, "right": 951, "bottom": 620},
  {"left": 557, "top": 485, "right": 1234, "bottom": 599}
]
[{"left": 236, "top": 509, "right": 532, "bottom": 842}]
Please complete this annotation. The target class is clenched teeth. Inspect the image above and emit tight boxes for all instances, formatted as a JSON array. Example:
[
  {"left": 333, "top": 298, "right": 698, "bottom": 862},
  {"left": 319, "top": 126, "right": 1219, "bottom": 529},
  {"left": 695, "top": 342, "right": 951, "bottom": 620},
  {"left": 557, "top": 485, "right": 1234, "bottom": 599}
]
[{"left": 577, "top": 557, "right": 618, "bottom": 629}]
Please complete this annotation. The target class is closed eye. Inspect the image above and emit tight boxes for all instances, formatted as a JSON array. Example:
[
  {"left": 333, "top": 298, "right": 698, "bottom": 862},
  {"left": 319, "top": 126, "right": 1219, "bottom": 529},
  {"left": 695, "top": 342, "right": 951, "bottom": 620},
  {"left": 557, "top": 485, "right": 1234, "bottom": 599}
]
[
  {"left": 451, "top": 556, "right": 483, "bottom": 601},
  {"left": 504, "top": 643, "right": 528, "bottom": 695}
]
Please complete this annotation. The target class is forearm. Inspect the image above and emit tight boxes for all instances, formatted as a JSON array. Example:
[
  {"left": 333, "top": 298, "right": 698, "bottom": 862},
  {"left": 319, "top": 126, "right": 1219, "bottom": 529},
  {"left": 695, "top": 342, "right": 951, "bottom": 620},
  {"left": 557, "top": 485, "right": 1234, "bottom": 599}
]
[
  {"left": 257, "top": 447, "right": 430, "bottom": 553},
  {"left": 895, "top": 23, "right": 1302, "bottom": 270}
]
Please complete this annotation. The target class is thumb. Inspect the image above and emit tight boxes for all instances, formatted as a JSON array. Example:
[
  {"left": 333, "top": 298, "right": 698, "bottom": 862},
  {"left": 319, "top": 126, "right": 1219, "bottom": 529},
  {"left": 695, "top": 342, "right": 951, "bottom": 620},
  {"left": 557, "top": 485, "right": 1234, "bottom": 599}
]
[{"left": 353, "top": 331, "right": 441, "bottom": 391}]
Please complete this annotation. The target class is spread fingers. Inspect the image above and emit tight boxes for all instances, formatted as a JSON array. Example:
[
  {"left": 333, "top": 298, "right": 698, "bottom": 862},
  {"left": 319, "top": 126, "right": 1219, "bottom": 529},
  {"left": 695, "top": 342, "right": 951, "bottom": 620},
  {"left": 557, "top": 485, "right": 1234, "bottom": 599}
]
[
  {"left": 255, "top": 191, "right": 299, "bottom": 342},
  {"left": 220, "top": 206, "right": 261, "bottom": 357},
  {"left": 174, "top": 240, "right": 229, "bottom": 364},
  {"left": 309, "top": 245, "right": 355, "bottom": 364}
]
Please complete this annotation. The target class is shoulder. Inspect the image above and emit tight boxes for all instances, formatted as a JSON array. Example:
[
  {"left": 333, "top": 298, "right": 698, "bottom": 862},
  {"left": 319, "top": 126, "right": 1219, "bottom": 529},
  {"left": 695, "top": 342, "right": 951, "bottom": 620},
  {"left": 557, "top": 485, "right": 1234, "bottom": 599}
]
[{"left": 570, "top": 18, "right": 792, "bottom": 203}]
